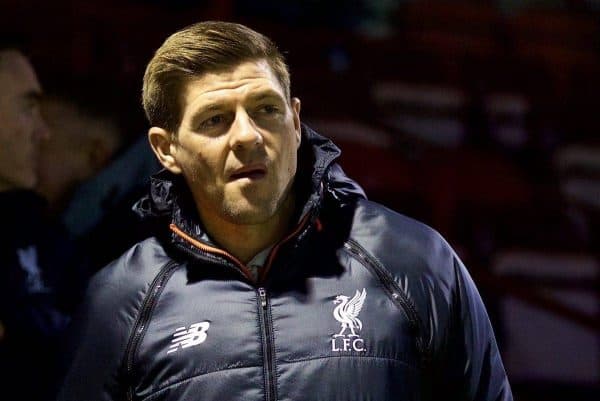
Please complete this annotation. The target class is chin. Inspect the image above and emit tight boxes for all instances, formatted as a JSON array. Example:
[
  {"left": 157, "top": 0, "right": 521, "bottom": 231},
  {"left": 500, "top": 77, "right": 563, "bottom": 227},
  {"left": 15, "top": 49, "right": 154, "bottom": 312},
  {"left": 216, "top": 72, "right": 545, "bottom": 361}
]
[{"left": 222, "top": 201, "right": 279, "bottom": 225}]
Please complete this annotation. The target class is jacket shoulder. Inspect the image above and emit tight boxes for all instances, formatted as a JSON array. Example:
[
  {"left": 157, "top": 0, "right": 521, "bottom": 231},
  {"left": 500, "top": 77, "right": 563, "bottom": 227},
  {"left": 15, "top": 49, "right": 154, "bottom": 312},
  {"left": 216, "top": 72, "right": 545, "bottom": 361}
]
[
  {"left": 88, "top": 236, "right": 173, "bottom": 300},
  {"left": 347, "top": 199, "right": 460, "bottom": 351},
  {"left": 349, "top": 199, "right": 457, "bottom": 285}
]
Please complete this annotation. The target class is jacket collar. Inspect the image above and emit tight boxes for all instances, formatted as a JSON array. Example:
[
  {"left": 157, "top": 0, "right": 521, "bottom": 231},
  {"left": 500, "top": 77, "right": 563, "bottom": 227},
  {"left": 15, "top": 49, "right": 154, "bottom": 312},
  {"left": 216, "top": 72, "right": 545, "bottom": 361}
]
[{"left": 132, "top": 124, "right": 366, "bottom": 254}]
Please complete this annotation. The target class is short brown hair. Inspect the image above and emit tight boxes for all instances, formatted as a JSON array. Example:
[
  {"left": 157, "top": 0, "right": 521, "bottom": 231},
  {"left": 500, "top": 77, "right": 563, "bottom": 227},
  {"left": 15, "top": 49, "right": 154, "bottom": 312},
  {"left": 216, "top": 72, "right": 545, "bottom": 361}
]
[{"left": 142, "top": 21, "right": 290, "bottom": 133}]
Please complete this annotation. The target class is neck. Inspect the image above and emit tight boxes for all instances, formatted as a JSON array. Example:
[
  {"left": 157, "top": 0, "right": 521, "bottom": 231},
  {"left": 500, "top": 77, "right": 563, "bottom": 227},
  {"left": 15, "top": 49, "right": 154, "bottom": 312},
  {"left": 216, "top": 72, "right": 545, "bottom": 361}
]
[{"left": 199, "top": 193, "right": 297, "bottom": 264}]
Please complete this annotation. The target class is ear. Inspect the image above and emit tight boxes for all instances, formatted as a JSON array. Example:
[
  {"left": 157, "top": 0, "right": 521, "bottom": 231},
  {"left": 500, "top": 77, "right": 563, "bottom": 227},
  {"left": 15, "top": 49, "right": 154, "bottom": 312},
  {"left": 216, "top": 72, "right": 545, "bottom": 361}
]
[
  {"left": 148, "top": 126, "right": 182, "bottom": 174},
  {"left": 291, "top": 97, "right": 301, "bottom": 148}
]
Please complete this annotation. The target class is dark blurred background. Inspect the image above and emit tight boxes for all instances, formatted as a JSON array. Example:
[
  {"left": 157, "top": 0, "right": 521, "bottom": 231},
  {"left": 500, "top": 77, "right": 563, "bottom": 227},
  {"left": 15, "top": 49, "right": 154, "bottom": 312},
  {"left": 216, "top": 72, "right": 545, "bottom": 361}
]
[{"left": 2, "top": 0, "right": 599, "bottom": 400}]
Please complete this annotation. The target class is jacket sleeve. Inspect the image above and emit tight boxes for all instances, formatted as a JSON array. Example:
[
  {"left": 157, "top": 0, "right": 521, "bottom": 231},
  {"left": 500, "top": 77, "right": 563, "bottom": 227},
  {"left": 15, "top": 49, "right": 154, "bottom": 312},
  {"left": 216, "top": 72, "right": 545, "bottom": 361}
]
[
  {"left": 431, "top": 256, "right": 513, "bottom": 401},
  {"left": 56, "top": 259, "right": 141, "bottom": 401}
]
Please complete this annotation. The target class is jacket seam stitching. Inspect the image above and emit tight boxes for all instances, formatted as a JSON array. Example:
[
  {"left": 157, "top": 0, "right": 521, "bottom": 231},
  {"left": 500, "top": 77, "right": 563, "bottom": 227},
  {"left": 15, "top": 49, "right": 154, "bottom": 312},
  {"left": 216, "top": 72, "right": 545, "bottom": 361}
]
[
  {"left": 279, "top": 354, "right": 419, "bottom": 370},
  {"left": 120, "top": 260, "right": 182, "bottom": 398},
  {"left": 343, "top": 239, "right": 431, "bottom": 366}
]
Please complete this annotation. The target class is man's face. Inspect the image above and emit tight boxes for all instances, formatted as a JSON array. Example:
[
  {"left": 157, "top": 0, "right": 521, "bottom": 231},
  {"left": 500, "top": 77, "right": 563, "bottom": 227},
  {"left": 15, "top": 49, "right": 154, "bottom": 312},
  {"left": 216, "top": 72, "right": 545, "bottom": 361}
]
[
  {"left": 0, "top": 51, "right": 49, "bottom": 191},
  {"left": 162, "top": 59, "right": 301, "bottom": 226}
]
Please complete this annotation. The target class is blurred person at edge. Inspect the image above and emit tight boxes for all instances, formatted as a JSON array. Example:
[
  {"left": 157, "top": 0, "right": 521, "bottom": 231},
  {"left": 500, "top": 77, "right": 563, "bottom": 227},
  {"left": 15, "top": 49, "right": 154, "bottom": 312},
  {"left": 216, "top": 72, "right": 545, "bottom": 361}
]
[
  {"left": 0, "top": 46, "right": 85, "bottom": 401},
  {"left": 58, "top": 22, "right": 512, "bottom": 401},
  {"left": 37, "top": 93, "right": 122, "bottom": 216},
  {"left": 37, "top": 92, "right": 159, "bottom": 276}
]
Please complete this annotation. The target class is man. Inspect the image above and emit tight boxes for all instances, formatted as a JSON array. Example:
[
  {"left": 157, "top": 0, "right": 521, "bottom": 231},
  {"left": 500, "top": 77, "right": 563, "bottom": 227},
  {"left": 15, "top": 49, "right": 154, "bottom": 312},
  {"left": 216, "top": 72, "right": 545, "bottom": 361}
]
[
  {"left": 0, "top": 46, "right": 79, "bottom": 401},
  {"left": 58, "top": 22, "right": 512, "bottom": 401}
]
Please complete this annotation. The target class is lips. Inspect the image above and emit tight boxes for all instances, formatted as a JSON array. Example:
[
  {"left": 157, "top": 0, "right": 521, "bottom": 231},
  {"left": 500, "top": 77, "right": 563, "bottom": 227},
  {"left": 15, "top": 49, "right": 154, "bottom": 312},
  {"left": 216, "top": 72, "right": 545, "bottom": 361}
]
[{"left": 229, "top": 164, "right": 267, "bottom": 181}]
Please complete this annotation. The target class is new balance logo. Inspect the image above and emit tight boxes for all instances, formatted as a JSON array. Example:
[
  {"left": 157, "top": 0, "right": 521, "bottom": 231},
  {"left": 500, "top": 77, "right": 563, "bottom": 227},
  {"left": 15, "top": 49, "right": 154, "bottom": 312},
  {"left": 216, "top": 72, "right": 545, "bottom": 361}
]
[
  {"left": 331, "top": 288, "right": 367, "bottom": 352},
  {"left": 167, "top": 322, "right": 210, "bottom": 354}
]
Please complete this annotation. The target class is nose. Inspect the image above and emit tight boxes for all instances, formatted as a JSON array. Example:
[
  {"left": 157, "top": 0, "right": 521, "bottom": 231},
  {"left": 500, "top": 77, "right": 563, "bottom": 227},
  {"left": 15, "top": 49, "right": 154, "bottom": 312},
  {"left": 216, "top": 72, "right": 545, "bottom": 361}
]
[{"left": 229, "top": 109, "right": 263, "bottom": 151}]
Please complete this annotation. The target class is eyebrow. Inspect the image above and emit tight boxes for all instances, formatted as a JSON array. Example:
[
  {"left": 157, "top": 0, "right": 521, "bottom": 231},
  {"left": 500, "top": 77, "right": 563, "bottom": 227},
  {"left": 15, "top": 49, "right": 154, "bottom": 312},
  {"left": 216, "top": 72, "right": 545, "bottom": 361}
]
[
  {"left": 188, "top": 103, "right": 227, "bottom": 128},
  {"left": 247, "top": 90, "right": 284, "bottom": 103}
]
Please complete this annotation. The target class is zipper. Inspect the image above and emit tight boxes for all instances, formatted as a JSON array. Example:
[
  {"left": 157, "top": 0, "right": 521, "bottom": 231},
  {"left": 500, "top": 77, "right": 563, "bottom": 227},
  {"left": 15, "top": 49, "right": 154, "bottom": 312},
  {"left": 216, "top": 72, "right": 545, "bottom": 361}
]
[
  {"left": 258, "top": 212, "right": 312, "bottom": 283},
  {"left": 172, "top": 240, "right": 249, "bottom": 281},
  {"left": 170, "top": 223, "right": 255, "bottom": 280},
  {"left": 123, "top": 260, "right": 180, "bottom": 401},
  {"left": 257, "top": 287, "right": 277, "bottom": 401},
  {"left": 343, "top": 239, "right": 431, "bottom": 367}
]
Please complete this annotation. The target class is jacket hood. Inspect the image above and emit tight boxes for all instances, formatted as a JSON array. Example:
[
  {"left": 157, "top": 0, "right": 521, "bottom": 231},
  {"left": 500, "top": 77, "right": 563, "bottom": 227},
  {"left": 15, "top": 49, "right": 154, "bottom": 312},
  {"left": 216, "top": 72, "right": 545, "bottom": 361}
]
[{"left": 132, "top": 124, "right": 366, "bottom": 223}]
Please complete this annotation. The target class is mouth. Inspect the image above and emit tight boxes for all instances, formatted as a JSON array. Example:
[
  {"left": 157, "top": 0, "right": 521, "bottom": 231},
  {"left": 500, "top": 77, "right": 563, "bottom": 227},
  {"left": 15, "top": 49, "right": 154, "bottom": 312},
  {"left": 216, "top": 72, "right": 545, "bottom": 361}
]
[{"left": 229, "top": 165, "right": 267, "bottom": 181}]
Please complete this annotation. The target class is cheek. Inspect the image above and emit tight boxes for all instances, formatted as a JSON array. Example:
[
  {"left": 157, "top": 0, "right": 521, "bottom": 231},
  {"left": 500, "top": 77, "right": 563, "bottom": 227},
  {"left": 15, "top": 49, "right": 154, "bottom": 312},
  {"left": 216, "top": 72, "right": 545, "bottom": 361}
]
[
  {"left": 16, "top": 111, "right": 36, "bottom": 135},
  {"left": 282, "top": 138, "right": 298, "bottom": 177},
  {"left": 178, "top": 141, "right": 224, "bottom": 184},
  {"left": 12, "top": 134, "right": 34, "bottom": 162},
  {"left": 1, "top": 114, "right": 25, "bottom": 143}
]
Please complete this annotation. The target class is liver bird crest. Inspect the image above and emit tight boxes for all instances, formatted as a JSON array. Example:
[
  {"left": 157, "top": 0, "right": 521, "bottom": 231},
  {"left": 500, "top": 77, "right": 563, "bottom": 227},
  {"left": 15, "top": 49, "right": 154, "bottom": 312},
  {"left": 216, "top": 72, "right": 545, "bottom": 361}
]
[{"left": 333, "top": 288, "right": 367, "bottom": 337}]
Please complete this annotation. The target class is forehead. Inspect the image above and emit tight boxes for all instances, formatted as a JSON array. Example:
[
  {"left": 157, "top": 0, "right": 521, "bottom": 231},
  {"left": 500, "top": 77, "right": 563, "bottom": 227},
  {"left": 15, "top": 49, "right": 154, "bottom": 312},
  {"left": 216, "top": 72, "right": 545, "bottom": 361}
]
[
  {"left": 0, "top": 50, "right": 41, "bottom": 99},
  {"left": 182, "top": 59, "right": 285, "bottom": 108}
]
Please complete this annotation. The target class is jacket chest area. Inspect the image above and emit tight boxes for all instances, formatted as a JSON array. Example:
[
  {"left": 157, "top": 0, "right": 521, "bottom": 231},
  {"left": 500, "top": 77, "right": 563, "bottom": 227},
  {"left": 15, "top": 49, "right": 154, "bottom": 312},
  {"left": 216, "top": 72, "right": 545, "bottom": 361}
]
[{"left": 130, "top": 266, "right": 420, "bottom": 399}]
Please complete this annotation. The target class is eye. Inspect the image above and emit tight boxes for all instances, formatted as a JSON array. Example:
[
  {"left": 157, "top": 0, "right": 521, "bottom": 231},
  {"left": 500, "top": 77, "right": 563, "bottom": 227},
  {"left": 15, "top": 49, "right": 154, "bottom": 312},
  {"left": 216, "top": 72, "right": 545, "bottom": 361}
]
[
  {"left": 201, "top": 114, "right": 225, "bottom": 129},
  {"left": 259, "top": 104, "right": 279, "bottom": 114}
]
